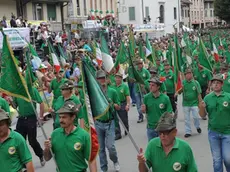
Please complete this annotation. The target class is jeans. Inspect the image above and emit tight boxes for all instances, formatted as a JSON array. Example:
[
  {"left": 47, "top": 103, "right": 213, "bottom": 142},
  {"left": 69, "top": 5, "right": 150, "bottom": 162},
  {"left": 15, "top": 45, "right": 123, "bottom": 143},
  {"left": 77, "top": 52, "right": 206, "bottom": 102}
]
[
  {"left": 95, "top": 120, "right": 119, "bottom": 171},
  {"left": 208, "top": 130, "right": 230, "bottom": 172},
  {"left": 183, "top": 106, "right": 200, "bottom": 134},
  {"left": 147, "top": 128, "right": 159, "bottom": 142},
  {"left": 135, "top": 92, "right": 143, "bottom": 120},
  {"left": 128, "top": 82, "right": 136, "bottom": 104},
  {"left": 16, "top": 116, "right": 43, "bottom": 158},
  {"left": 116, "top": 102, "right": 129, "bottom": 136}
]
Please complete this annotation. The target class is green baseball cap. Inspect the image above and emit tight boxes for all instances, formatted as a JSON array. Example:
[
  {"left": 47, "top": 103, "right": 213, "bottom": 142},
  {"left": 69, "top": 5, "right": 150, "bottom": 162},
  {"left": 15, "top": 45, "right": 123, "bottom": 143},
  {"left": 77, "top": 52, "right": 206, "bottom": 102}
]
[
  {"left": 155, "top": 112, "right": 176, "bottom": 132},
  {"left": 56, "top": 100, "right": 80, "bottom": 115}
]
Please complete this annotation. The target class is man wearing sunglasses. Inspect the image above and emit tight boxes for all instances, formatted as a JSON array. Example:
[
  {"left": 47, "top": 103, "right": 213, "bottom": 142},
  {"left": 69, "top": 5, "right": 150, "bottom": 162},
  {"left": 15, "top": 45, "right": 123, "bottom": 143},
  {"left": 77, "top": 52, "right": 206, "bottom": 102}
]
[{"left": 137, "top": 112, "right": 198, "bottom": 172}]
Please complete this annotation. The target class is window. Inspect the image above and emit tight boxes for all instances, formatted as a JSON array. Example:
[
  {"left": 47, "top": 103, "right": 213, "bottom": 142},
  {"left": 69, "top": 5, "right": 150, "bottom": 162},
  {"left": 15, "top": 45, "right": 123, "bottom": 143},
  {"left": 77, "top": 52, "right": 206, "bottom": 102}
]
[
  {"left": 204, "top": 3, "right": 208, "bottom": 9},
  {"left": 90, "top": 0, "right": 93, "bottom": 10},
  {"left": 210, "top": 10, "right": 213, "bottom": 17},
  {"left": 197, "top": 11, "right": 199, "bottom": 18},
  {"left": 47, "top": 4, "right": 56, "bottom": 21},
  {"left": 33, "top": 3, "right": 43, "bottom": 20},
  {"left": 182, "top": 9, "right": 184, "bottom": 18},
  {"left": 106, "top": 0, "right": 108, "bottom": 10},
  {"left": 174, "top": 7, "right": 177, "bottom": 20},
  {"left": 145, "top": 7, "right": 149, "bottom": 18},
  {"left": 159, "top": 5, "right": 164, "bottom": 23},
  {"left": 210, "top": 3, "right": 214, "bottom": 8},
  {"left": 95, "top": 0, "right": 97, "bottom": 10},
  {"left": 205, "top": 10, "right": 207, "bottom": 17},
  {"left": 129, "top": 7, "right": 135, "bottom": 21},
  {"left": 111, "top": 0, "right": 113, "bottom": 10},
  {"left": 76, "top": 0, "right": 80, "bottom": 16},
  {"left": 83, "top": 0, "right": 87, "bottom": 16},
  {"left": 100, "top": 0, "right": 102, "bottom": 10}
]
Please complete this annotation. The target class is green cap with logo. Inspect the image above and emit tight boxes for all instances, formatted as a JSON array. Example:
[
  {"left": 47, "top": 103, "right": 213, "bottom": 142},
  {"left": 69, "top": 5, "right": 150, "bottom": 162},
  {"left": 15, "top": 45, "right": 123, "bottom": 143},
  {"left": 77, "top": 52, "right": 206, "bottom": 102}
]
[
  {"left": 56, "top": 100, "right": 80, "bottom": 115},
  {"left": 155, "top": 112, "right": 176, "bottom": 132},
  {"left": 60, "top": 80, "right": 74, "bottom": 90},
  {"left": 0, "top": 109, "right": 10, "bottom": 121},
  {"left": 211, "top": 74, "right": 224, "bottom": 83}
]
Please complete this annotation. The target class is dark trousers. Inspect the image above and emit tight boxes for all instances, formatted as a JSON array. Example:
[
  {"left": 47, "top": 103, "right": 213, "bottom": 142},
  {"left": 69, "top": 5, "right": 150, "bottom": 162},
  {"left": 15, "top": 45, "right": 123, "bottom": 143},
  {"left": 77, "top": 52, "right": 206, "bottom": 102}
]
[
  {"left": 116, "top": 102, "right": 129, "bottom": 136},
  {"left": 201, "top": 86, "right": 208, "bottom": 99},
  {"left": 16, "top": 116, "right": 43, "bottom": 158},
  {"left": 167, "top": 93, "right": 177, "bottom": 113},
  {"left": 128, "top": 82, "right": 136, "bottom": 104}
]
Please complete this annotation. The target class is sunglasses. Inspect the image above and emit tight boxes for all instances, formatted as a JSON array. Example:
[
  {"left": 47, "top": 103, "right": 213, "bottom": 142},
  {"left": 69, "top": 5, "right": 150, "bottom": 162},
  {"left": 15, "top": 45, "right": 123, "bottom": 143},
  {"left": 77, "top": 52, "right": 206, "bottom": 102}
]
[{"left": 158, "top": 128, "right": 175, "bottom": 136}]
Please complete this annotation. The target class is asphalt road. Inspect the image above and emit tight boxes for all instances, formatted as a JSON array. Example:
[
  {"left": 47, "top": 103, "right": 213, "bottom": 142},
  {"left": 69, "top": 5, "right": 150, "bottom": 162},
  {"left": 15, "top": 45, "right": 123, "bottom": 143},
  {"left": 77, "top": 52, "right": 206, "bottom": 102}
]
[{"left": 11, "top": 95, "right": 216, "bottom": 172}]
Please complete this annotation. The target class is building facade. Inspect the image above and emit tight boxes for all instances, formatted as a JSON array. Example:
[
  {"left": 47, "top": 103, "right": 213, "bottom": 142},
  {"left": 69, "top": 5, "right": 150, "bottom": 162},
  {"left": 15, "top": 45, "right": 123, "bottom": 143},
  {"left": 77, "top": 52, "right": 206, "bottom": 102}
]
[
  {"left": 204, "top": 0, "right": 222, "bottom": 27},
  {"left": 118, "top": 0, "right": 180, "bottom": 33},
  {"left": 181, "top": 0, "right": 192, "bottom": 27}
]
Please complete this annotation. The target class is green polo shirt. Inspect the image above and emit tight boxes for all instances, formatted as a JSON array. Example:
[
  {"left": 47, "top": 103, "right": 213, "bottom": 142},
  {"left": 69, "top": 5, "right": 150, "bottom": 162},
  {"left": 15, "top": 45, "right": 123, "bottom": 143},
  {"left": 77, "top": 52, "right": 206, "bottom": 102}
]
[
  {"left": 160, "top": 70, "right": 175, "bottom": 94},
  {"left": 50, "top": 78, "right": 67, "bottom": 104},
  {"left": 204, "top": 91, "right": 230, "bottom": 134},
  {"left": 182, "top": 80, "right": 201, "bottom": 107},
  {"left": 114, "top": 83, "right": 130, "bottom": 102},
  {"left": 53, "top": 95, "right": 83, "bottom": 129},
  {"left": 0, "top": 130, "right": 32, "bottom": 172},
  {"left": 0, "top": 97, "right": 10, "bottom": 115},
  {"left": 145, "top": 137, "right": 198, "bottom": 172},
  {"left": 135, "top": 67, "right": 151, "bottom": 93},
  {"left": 144, "top": 93, "right": 172, "bottom": 129},
  {"left": 14, "top": 87, "right": 43, "bottom": 117},
  {"left": 223, "top": 74, "right": 230, "bottom": 93},
  {"left": 51, "top": 126, "right": 90, "bottom": 172},
  {"left": 109, "top": 74, "right": 116, "bottom": 89},
  {"left": 97, "top": 87, "right": 120, "bottom": 121},
  {"left": 194, "top": 68, "right": 212, "bottom": 87}
]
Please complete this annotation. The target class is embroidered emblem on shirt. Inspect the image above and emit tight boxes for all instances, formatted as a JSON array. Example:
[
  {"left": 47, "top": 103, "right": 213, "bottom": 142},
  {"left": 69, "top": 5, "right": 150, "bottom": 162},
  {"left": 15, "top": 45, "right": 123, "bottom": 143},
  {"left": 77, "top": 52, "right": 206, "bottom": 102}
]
[
  {"left": 143, "top": 74, "right": 146, "bottom": 78},
  {"left": 202, "top": 74, "right": 206, "bottom": 78},
  {"left": 8, "top": 147, "right": 16, "bottom": 155},
  {"left": 173, "top": 162, "right": 182, "bottom": 171},
  {"left": 223, "top": 101, "right": 228, "bottom": 107},
  {"left": 192, "top": 86, "right": 196, "bottom": 90},
  {"left": 228, "top": 79, "right": 230, "bottom": 83},
  {"left": 159, "top": 103, "right": 164, "bottom": 109},
  {"left": 74, "top": 142, "right": 82, "bottom": 151},
  {"left": 120, "top": 89, "right": 124, "bottom": 93}
]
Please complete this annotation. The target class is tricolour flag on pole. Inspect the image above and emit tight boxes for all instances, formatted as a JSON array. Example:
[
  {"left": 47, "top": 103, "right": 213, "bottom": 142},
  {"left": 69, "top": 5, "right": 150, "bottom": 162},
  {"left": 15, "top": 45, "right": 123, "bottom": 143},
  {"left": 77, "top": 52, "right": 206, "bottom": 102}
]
[
  {"left": 95, "top": 41, "right": 103, "bottom": 68},
  {"left": 28, "top": 43, "right": 42, "bottom": 70},
  {"left": 0, "top": 33, "right": 31, "bottom": 102},
  {"left": 209, "top": 34, "right": 219, "bottom": 62},
  {"left": 81, "top": 60, "right": 110, "bottom": 161},
  {"left": 48, "top": 41, "right": 61, "bottom": 73}
]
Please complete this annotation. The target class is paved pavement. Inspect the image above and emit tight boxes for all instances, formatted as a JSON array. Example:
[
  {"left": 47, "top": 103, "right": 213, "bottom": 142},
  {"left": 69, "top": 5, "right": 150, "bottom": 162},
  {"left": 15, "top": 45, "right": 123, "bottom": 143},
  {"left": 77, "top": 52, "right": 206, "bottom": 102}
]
[{"left": 11, "top": 95, "right": 215, "bottom": 172}]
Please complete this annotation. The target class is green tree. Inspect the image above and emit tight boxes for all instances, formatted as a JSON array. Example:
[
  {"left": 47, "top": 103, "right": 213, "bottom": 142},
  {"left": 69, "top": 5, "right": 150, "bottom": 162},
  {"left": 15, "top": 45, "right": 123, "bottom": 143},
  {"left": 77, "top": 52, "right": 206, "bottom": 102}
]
[{"left": 214, "top": 0, "right": 230, "bottom": 23}]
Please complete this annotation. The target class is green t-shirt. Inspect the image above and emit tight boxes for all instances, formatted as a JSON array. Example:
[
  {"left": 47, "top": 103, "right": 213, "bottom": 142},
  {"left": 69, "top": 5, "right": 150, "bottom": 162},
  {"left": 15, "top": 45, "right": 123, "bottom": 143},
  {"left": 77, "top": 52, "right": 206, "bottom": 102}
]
[
  {"left": 145, "top": 137, "right": 198, "bottom": 172},
  {"left": 223, "top": 74, "right": 230, "bottom": 93},
  {"left": 204, "top": 91, "right": 230, "bottom": 134},
  {"left": 98, "top": 87, "right": 120, "bottom": 121},
  {"left": 160, "top": 70, "right": 175, "bottom": 94},
  {"left": 0, "top": 97, "right": 10, "bottom": 115},
  {"left": 50, "top": 78, "right": 67, "bottom": 102},
  {"left": 156, "top": 64, "right": 164, "bottom": 74},
  {"left": 14, "top": 87, "right": 43, "bottom": 117},
  {"left": 51, "top": 127, "right": 90, "bottom": 172},
  {"left": 0, "top": 130, "right": 32, "bottom": 172},
  {"left": 182, "top": 80, "right": 201, "bottom": 107},
  {"left": 114, "top": 83, "right": 130, "bottom": 102},
  {"left": 144, "top": 93, "right": 172, "bottom": 129},
  {"left": 53, "top": 95, "right": 83, "bottom": 129},
  {"left": 194, "top": 68, "right": 212, "bottom": 87},
  {"left": 109, "top": 74, "right": 116, "bottom": 89},
  {"left": 135, "top": 67, "right": 151, "bottom": 93}
]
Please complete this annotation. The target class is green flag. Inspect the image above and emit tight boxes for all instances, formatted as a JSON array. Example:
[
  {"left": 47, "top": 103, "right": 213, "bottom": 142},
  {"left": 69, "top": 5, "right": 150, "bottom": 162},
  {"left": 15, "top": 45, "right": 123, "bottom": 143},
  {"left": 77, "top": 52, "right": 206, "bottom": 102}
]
[
  {"left": 82, "top": 61, "right": 110, "bottom": 119},
  {"left": 138, "top": 41, "right": 145, "bottom": 59},
  {"left": 114, "top": 41, "right": 127, "bottom": 68},
  {"left": 198, "top": 37, "right": 212, "bottom": 72},
  {"left": 128, "top": 30, "right": 136, "bottom": 57},
  {"left": 0, "top": 33, "right": 31, "bottom": 102}
]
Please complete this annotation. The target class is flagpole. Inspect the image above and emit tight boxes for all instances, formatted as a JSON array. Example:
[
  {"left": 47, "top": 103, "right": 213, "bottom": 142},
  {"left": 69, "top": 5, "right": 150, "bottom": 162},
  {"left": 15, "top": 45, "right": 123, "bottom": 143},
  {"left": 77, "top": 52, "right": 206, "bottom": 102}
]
[{"left": 29, "top": 100, "right": 60, "bottom": 172}]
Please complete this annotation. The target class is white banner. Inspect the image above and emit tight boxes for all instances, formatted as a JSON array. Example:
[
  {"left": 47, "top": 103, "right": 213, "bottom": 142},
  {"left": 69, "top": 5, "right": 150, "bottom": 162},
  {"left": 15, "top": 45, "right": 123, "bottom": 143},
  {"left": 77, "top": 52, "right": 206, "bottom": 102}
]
[{"left": 0, "top": 28, "right": 30, "bottom": 49}]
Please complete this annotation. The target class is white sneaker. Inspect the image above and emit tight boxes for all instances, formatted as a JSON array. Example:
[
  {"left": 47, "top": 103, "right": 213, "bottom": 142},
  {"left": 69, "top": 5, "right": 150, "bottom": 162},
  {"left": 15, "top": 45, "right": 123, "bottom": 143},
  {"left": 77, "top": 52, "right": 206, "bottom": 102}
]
[{"left": 114, "top": 162, "right": 120, "bottom": 171}]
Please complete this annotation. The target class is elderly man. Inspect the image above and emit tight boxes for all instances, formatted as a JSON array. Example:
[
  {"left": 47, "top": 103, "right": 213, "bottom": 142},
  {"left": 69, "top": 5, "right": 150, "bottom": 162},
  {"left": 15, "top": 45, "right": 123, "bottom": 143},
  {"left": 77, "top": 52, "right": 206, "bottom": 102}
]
[{"left": 137, "top": 112, "right": 198, "bottom": 172}]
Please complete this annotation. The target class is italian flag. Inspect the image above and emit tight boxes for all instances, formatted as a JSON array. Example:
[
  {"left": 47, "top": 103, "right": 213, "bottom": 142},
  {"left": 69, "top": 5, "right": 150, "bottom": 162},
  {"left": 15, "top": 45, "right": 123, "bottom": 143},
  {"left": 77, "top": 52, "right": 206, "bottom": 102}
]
[
  {"left": 210, "top": 34, "right": 219, "bottom": 62},
  {"left": 28, "top": 44, "right": 42, "bottom": 70},
  {"left": 48, "top": 41, "right": 61, "bottom": 73},
  {"left": 100, "top": 34, "right": 114, "bottom": 72},
  {"left": 95, "top": 41, "right": 103, "bottom": 68}
]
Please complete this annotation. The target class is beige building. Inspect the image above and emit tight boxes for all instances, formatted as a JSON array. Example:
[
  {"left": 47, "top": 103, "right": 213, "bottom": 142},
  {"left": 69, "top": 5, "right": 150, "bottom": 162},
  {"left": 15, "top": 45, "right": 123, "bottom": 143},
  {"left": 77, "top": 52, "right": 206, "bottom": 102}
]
[{"left": 204, "top": 0, "right": 222, "bottom": 27}]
